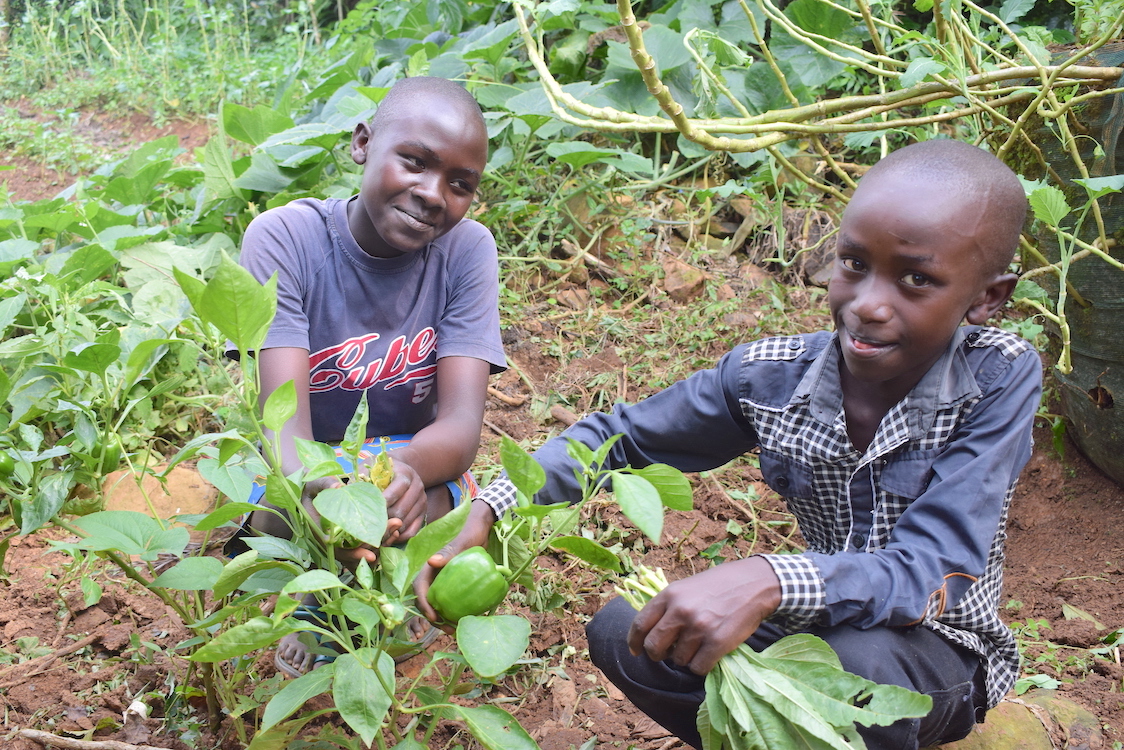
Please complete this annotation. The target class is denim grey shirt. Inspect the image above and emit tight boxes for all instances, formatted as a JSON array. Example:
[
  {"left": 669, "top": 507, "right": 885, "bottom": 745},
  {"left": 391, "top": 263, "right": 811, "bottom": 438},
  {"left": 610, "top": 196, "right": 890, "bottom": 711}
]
[{"left": 479, "top": 326, "right": 1041, "bottom": 707}]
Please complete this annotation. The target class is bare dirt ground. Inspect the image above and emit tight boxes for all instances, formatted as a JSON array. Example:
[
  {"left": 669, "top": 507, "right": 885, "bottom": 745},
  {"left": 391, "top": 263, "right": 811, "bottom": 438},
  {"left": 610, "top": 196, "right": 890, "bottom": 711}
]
[{"left": 1, "top": 117, "right": 1122, "bottom": 750}]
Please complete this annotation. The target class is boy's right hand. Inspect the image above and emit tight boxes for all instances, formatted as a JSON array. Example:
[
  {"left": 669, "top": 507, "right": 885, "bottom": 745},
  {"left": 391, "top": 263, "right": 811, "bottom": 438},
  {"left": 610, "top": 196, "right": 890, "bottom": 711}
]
[{"left": 414, "top": 498, "right": 497, "bottom": 628}]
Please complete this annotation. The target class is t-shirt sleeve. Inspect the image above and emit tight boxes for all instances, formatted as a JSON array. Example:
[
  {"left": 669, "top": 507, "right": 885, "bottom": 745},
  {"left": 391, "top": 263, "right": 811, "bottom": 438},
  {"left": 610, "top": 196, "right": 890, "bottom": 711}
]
[
  {"left": 435, "top": 220, "right": 506, "bottom": 374},
  {"left": 231, "top": 205, "right": 316, "bottom": 356}
]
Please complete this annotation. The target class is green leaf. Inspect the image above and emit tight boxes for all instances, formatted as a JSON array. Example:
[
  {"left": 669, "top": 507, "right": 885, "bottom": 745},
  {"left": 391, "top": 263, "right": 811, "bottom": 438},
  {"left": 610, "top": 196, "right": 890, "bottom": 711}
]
[
  {"left": 223, "top": 103, "right": 296, "bottom": 146},
  {"left": 260, "top": 662, "right": 335, "bottom": 731},
  {"left": 456, "top": 704, "right": 539, "bottom": 750},
  {"left": 334, "top": 650, "right": 395, "bottom": 747},
  {"left": 900, "top": 57, "right": 946, "bottom": 88},
  {"left": 281, "top": 570, "right": 345, "bottom": 596},
  {"left": 500, "top": 436, "right": 545, "bottom": 501},
  {"left": 213, "top": 551, "right": 284, "bottom": 600},
  {"left": 263, "top": 380, "right": 298, "bottom": 433},
  {"left": 245, "top": 536, "right": 312, "bottom": 566},
  {"left": 405, "top": 500, "right": 470, "bottom": 582},
  {"left": 73, "top": 510, "right": 190, "bottom": 561},
  {"left": 62, "top": 343, "right": 121, "bottom": 375},
  {"left": 342, "top": 390, "right": 370, "bottom": 455},
  {"left": 198, "top": 255, "right": 278, "bottom": 352},
  {"left": 1029, "top": 186, "right": 1070, "bottom": 227},
  {"left": 193, "top": 502, "right": 263, "bottom": 532},
  {"left": 390, "top": 738, "right": 427, "bottom": 750},
  {"left": 202, "top": 127, "right": 246, "bottom": 204},
  {"left": 611, "top": 472, "right": 664, "bottom": 542},
  {"left": 631, "top": 464, "right": 693, "bottom": 511},
  {"left": 233, "top": 152, "right": 294, "bottom": 193},
  {"left": 59, "top": 244, "right": 117, "bottom": 289},
  {"left": 549, "top": 536, "right": 622, "bottom": 572},
  {"left": 545, "top": 141, "right": 619, "bottom": 168},
  {"left": 457, "top": 615, "right": 531, "bottom": 678},
  {"left": 313, "top": 483, "right": 387, "bottom": 548},
  {"left": 197, "top": 457, "right": 254, "bottom": 503},
  {"left": 294, "top": 438, "right": 340, "bottom": 470},
  {"left": 22, "top": 471, "right": 73, "bottom": 534},
  {"left": 150, "top": 556, "right": 224, "bottom": 590},
  {"left": 122, "top": 338, "right": 174, "bottom": 389},
  {"left": 999, "top": 0, "right": 1035, "bottom": 24},
  {"left": 191, "top": 616, "right": 305, "bottom": 662},
  {"left": 1073, "top": 174, "right": 1124, "bottom": 200}
]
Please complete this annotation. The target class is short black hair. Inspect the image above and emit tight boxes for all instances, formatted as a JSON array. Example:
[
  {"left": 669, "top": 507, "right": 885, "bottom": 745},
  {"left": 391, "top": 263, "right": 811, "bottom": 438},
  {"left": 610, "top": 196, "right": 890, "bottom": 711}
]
[
  {"left": 371, "top": 76, "right": 485, "bottom": 134},
  {"left": 863, "top": 140, "right": 1027, "bottom": 276}
]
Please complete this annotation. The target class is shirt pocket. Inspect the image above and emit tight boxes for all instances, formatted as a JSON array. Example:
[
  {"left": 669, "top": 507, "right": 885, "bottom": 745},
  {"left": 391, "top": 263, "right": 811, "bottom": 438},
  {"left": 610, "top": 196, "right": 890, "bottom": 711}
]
[
  {"left": 879, "top": 449, "right": 941, "bottom": 499},
  {"left": 759, "top": 450, "right": 815, "bottom": 499}
]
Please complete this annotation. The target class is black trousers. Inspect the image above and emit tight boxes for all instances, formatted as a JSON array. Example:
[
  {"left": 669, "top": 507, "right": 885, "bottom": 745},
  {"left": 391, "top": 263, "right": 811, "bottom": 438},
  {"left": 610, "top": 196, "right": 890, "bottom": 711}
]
[{"left": 587, "top": 597, "right": 988, "bottom": 750}]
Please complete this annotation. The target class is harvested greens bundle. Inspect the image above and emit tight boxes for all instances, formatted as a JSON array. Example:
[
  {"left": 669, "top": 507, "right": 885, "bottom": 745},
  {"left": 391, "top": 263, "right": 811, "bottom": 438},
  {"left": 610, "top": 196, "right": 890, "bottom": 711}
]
[{"left": 617, "top": 566, "right": 933, "bottom": 750}]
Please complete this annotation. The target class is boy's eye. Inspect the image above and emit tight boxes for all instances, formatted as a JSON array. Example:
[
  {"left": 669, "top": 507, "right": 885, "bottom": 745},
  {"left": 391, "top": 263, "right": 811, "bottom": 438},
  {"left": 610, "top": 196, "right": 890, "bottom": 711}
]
[
  {"left": 403, "top": 154, "right": 424, "bottom": 168},
  {"left": 900, "top": 272, "right": 930, "bottom": 287},
  {"left": 839, "top": 257, "right": 865, "bottom": 273},
  {"left": 451, "top": 179, "right": 476, "bottom": 194}
]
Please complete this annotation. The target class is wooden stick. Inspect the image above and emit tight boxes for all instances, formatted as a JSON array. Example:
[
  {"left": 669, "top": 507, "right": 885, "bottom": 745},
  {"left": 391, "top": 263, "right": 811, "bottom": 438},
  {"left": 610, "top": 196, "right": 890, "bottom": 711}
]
[
  {"left": 14, "top": 728, "right": 166, "bottom": 750},
  {"left": 487, "top": 385, "right": 527, "bottom": 407}
]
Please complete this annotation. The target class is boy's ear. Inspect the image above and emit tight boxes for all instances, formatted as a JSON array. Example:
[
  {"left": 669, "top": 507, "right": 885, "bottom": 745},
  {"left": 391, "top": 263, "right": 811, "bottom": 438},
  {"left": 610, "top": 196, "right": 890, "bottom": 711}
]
[
  {"left": 964, "top": 272, "right": 1018, "bottom": 325},
  {"left": 351, "top": 122, "right": 372, "bottom": 165}
]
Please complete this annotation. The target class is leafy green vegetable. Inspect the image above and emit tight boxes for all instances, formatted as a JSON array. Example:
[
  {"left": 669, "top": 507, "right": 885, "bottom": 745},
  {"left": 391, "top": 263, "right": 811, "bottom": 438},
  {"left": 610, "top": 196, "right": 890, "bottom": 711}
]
[{"left": 617, "top": 566, "right": 932, "bottom": 749}]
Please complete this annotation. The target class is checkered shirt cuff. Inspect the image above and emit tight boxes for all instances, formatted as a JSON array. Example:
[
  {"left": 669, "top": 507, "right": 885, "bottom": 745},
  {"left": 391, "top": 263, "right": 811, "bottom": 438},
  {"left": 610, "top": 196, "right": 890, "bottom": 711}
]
[
  {"left": 478, "top": 473, "right": 519, "bottom": 520},
  {"left": 759, "top": 553, "right": 825, "bottom": 629}
]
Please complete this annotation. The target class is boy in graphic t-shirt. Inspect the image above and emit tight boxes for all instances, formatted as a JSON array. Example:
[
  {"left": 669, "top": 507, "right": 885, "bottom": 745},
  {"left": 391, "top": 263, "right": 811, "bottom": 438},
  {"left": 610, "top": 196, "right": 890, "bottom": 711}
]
[{"left": 235, "top": 76, "right": 506, "bottom": 676}]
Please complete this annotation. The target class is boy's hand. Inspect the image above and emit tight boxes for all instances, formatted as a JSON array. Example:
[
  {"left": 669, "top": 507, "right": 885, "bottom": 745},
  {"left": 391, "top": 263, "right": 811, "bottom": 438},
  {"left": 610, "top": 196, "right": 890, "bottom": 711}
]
[
  {"left": 414, "top": 498, "right": 497, "bottom": 629},
  {"left": 627, "top": 556, "right": 782, "bottom": 675},
  {"left": 380, "top": 457, "right": 428, "bottom": 545}
]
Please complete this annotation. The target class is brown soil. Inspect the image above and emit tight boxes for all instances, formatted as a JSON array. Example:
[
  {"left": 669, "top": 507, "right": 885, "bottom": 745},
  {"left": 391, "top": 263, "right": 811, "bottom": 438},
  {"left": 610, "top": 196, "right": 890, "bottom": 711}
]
[
  {"left": 0, "top": 105, "right": 211, "bottom": 203},
  {"left": 1, "top": 117, "right": 1122, "bottom": 750}
]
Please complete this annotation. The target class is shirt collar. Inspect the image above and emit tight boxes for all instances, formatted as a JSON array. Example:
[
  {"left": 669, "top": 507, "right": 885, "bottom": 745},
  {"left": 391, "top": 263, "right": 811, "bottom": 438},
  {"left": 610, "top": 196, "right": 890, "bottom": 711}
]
[{"left": 794, "top": 328, "right": 982, "bottom": 438}]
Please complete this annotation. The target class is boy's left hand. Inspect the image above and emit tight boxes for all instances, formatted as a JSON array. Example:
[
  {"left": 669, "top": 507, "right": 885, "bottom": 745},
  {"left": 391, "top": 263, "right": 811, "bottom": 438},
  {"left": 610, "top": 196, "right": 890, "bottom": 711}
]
[
  {"left": 627, "top": 556, "right": 782, "bottom": 675},
  {"left": 380, "top": 457, "right": 428, "bottom": 544}
]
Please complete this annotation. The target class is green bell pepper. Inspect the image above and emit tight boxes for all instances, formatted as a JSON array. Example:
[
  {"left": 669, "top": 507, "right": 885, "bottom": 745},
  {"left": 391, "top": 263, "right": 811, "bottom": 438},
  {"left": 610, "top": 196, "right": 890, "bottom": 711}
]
[{"left": 428, "top": 547, "right": 510, "bottom": 623}]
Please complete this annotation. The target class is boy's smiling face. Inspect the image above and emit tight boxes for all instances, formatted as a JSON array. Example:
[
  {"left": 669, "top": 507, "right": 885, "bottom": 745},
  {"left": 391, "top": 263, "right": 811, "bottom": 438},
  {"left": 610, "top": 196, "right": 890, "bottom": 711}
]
[
  {"left": 829, "top": 169, "right": 1014, "bottom": 402},
  {"left": 348, "top": 94, "right": 488, "bottom": 258}
]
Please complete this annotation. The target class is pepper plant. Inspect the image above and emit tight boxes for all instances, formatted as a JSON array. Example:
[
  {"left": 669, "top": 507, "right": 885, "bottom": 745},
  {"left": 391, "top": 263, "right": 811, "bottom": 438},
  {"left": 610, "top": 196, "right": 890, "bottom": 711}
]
[{"left": 27, "top": 255, "right": 694, "bottom": 749}]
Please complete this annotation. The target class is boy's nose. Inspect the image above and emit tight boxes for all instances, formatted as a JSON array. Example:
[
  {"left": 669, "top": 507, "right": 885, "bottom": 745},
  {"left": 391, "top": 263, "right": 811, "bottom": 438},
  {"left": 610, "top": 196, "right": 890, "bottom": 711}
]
[
  {"left": 412, "top": 174, "right": 445, "bottom": 209},
  {"left": 851, "top": 279, "right": 893, "bottom": 323}
]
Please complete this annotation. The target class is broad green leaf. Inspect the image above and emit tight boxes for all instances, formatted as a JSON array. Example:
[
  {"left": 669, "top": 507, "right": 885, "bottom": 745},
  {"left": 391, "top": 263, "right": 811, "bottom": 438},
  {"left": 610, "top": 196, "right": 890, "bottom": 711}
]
[
  {"left": 758, "top": 635, "right": 841, "bottom": 668},
  {"left": 22, "top": 471, "right": 73, "bottom": 534},
  {"left": 550, "top": 536, "right": 622, "bottom": 572},
  {"left": 338, "top": 598, "right": 382, "bottom": 639},
  {"left": 900, "top": 57, "right": 946, "bottom": 88},
  {"left": 631, "top": 463, "right": 693, "bottom": 511},
  {"left": 546, "top": 141, "right": 619, "bottom": 169},
  {"left": 405, "top": 500, "right": 470, "bottom": 582},
  {"left": 786, "top": 0, "right": 852, "bottom": 38},
  {"left": 1013, "top": 278, "right": 1050, "bottom": 305},
  {"left": 199, "top": 255, "right": 278, "bottom": 352},
  {"left": 1073, "top": 174, "right": 1124, "bottom": 200},
  {"left": 260, "top": 662, "right": 335, "bottom": 731},
  {"left": 313, "top": 483, "right": 387, "bottom": 548},
  {"left": 1029, "top": 186, "right": 1070, "bottom": 227},
  {"left": 457, "top": 615, "right": 531, "bottom": 678},
  {"left": 500, "top": 436, "right": 545, "bottom": 500},
  {"left": 233, "top": 152, "right": 294, "bottom": 193},
  {"left": 282, "top": 569, "right": 345, "bottom": 595},
  {"left": 202, "top": 130, "right": 246, "bottom": 203},
  {"left": 511, "top": 501, "right": 570, "bottom": 520},
  {"left": 390, "top": 738, "right": 427, "bottom": 750},
  {"left": 263, "top": 380, "right": 298, "bottom": 433},
  {"left": 999, "top": 0, "right": 1035, "bottom": 23},
  {"left": 122, "top": 338, "right": 173, "bottom": 389},
  {"left": 245, "top": 536, "right": 312, "bottom": 567},
  {"left": 150, "top": 556, "right": 224, "bottom": 590},
  {"left": 589, "top": 433, "right": 624, "bottom": 468},
  {"left": 259, "top": 122, "right": 350, "bottom": 151},
  {"left": 0, "top": 292, "right": 27, "bottom": 337},
  {"left": 73, "top": 510, "right": 190, "bottom": 561},
  {"left": 62, "top": 343, "right": 121, "bottom": 375},
  {"left": 0, "top": 238, "right": 38, "bottom": 268},
  {"left": 59, "top": 244, "right": 117, "bottom": 289},
  {"left": 194, "top": 502, "right": 263, "bottom": 532},
  {"left": 197, "top": 457, "right": 254, "bottom": 503},
  {"left": 191, "top": 616, "right": 305, "bottom": 662},
  {"left": 240, "top": 567, "right": 298, "bottom": 594},
  {"left": 214, "top": 550, "right": 264, "bottom": 599},
  {"left": 457, "top": 704, "right": 539, "bottom": 750},
  {"left": 294, "top": 437, "right": 340, "bottom": 469},
  {"left": 334, "top": 650, "right": 395, "bottom": 747},
  {"left": 223, "top": 103, "right": 296, "bottom": 146},
  {"left": 611, "top": 472, "right": 664, "bottom": 542}
]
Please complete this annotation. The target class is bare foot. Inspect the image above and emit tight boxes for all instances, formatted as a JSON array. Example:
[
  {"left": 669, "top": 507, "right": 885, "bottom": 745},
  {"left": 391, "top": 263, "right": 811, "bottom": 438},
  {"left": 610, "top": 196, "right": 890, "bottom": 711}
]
[{"left": 274, "top": 631, "right": 325, "bottom": 677}]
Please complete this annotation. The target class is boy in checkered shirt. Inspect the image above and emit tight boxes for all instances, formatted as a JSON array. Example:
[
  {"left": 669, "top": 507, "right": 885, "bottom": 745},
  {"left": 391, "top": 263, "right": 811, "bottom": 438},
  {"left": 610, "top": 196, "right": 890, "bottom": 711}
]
[{"left": 419, "top": 140, "right": 1040, "bottom": 749}]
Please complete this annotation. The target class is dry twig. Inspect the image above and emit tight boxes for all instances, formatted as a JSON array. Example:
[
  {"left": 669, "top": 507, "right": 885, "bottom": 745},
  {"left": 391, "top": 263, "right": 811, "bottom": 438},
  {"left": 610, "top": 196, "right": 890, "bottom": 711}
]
[{"left": 14, "top": 729, "right": 165, "bottom": 750}]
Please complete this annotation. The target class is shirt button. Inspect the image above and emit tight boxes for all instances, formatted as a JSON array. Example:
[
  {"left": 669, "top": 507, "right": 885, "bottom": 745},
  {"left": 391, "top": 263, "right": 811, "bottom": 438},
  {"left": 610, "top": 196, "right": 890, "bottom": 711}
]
[
  {"left": 775, "top": 476, "right": 790, "bottom": 489},
  {"left": 851, "top": 533, "right": 865, "bottom": 548},
  {"left": 966, "top": 331, "right": 981, "bottom": 344},
  {"left": 788, "top": 339, "right": 801, "bottom": 350}
]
